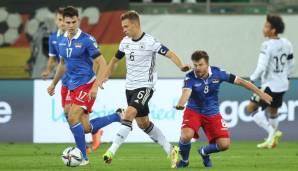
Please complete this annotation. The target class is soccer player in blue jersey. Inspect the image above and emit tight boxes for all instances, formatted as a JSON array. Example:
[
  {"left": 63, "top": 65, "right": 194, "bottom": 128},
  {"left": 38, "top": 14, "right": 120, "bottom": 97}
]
[
  {"left": 174, "top": 50, "right": 272, "bottom": 168},
  {"left": 47, "top": 6, "right": 123, "bottom": 166},
  {"left": 42, "top": 8, "right": 104, "bottom": 154}
]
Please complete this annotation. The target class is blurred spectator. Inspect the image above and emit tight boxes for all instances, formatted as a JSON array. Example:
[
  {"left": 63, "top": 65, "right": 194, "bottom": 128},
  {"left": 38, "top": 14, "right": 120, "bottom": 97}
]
[{"left": 24, "top": 20, "right": 52, "bottom": 78}]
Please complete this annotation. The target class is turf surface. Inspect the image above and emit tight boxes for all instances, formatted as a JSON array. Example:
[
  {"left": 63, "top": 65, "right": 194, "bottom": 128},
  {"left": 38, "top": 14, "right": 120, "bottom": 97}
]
[{"left": 0, "top": 141, "right": 297, "bottom": 171}]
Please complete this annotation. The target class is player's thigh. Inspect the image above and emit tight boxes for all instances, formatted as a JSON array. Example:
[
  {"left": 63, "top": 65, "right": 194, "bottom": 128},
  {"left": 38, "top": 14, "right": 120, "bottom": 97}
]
[
  {"left": 267, "top": 107, "right": 278, "bottom": 116},
  {"left": 266, "top": 91, "right": 284, "bottom": 116},
  {"left": 80, "top": 114, "right": 91, "bottom": 133},
  {"left": 182, "top": 108, "right": 202, "bottom": 139},
  {"left": 64, "top": 104, "right": 71, "bottom": 116},
  {"left": 123, "top": 106, "right": 138, "bottom": 121},
  {"left": 180, "top": 128, "right": 195, "bottom": 143},
  {"left": 246, "top": 101, "right": 259, "bottom": 113},
  {"left": 215, "top": 137, "right": 230, "bottom": 151},
  {"left": 61, "top": 85, "right": 71, "bottom": 111},
  {"left": 68, "top": 104, "right": 85, "bottom": 125},
  {"left": 135, "top": 116, "right": 150, "bottom": 129},
  {"left": 70, "top": 81, "right": 96, "bottom": 114},
  {"left": 202, "top": 114, "right": 230, "bottom": 144},
  {"left": 128, "top": 88, "right": 153, "bottom": 117}
]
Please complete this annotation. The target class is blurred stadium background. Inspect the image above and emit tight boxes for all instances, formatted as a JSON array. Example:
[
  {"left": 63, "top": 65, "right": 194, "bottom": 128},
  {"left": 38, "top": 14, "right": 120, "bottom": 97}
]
[{"left": 0, "top": 0, "right": 297, "bottom": 170}]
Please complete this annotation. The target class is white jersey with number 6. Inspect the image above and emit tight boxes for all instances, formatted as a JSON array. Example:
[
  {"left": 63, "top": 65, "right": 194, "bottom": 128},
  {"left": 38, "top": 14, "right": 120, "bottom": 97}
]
[
  {"left": 119, "top": 33, "right": 164, "bottom": 90},
  {"left": 250, "top": 38, "right": 294, "bottom": 92}
]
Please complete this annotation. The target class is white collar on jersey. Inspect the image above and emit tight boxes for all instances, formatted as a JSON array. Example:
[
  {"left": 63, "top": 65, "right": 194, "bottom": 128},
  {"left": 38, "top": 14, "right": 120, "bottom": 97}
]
[
  {"left": 63, "top": 28, "right": 82, "bottom": 39},
  {"left": 57, "top": 29, "right": 63, "bottom": 37},
  {"left": 194, "top": 66, "right": 212, "bottom": 79}
]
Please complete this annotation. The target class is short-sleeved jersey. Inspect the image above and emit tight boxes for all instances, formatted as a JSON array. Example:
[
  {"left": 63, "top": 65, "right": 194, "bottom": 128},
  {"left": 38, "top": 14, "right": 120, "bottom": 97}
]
[
  {"left": 116, "top": 32, "right": 169, "bottom": 90},
  {"left": 48, "top": 30, "right": 68, "bottom": 86},
  {"left": 48, "top": 30, "right": 63, "bottom": 61},
  {"left": 58, "top": 29, "right": 101, "bottom": 90},
  {"left": 250, "top": 38, "right": 294, "bottom": 92},
  {"left": 184, "top": 66, "right": 235, "bottom": 116}
]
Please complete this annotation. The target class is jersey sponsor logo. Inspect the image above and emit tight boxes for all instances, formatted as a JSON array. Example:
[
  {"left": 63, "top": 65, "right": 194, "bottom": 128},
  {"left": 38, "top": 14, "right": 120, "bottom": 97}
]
[
  {"left": 74, "top": 43, "right": 82, "bottom": 48},
  {"left": 52, "top": 41, "right": 57, "bottom": 44},
  {"left": 59, "top": 43, "right": 66, "bottom": 46},
  {"left": 194, "top": 83, "right": 202, "bottom": 87}
]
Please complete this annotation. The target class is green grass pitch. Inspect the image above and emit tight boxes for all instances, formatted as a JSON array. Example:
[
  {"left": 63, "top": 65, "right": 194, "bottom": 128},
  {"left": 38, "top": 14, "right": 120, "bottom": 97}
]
[{"left": 0, "top": 141, "right": 297, "bottom": 171}]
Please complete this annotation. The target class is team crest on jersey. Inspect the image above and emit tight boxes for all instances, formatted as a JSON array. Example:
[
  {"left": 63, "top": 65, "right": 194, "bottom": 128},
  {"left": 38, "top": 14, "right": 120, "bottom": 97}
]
[
  {"left": 139, "top": 42, "right": 145, "bottom": 49},
  {"left": 212, "top": 78, "right": 220, "bottom": 83},
  {"left": 75, "top": 43, "right": 82, "bottom": 48}
]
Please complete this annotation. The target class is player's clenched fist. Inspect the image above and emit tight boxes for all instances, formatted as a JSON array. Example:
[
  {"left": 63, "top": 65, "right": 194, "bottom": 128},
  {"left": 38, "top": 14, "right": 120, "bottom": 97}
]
[
  {"left": 88, "top": 86, "right": 98, "bottom": 100},
  {"left": 180, "top": 64, "right": 191, "bottom": 72},
  {"left": 47, "top": 84, "right": 55, "bottom": 96}
]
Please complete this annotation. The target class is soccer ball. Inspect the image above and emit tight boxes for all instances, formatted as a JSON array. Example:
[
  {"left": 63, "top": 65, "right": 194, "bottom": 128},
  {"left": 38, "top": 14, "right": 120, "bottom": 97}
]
[{"left": 61, "top": 147, "right": 83, "bottom": 167}]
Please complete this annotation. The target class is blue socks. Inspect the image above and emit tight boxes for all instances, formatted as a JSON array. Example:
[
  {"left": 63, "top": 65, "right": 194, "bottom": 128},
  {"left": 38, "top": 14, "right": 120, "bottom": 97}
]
[
  {"left": 201, "top": 144, "right": 220, "bottom": 155},
  {"left": 179, "top": 140, "right": 191, "bottom": 162},
  {"left": 90, "top": 113, "right": 120, "bottom": 134},
  {"left": 70, "top": 123, "right": 88, "bottom": 160}
]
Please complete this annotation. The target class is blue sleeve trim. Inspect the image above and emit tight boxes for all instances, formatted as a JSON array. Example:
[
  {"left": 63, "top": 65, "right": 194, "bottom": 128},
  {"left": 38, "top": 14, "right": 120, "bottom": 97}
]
[{"left": 91, "top": 51, "right": 101, "bottom": 59}]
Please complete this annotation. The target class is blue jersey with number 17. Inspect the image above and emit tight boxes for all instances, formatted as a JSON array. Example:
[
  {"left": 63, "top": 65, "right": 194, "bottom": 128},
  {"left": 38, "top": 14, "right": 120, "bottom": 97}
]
[
  {"left": 58, "top": 29, "right": 101, "bottom": 90},
  {"left": 183, "top": 66, "right": 235, "bottom": 116}
]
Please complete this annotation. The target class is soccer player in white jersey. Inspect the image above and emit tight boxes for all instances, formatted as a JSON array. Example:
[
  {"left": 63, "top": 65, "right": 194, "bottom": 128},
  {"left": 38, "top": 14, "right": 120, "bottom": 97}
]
[
  {"left": 246, "top": 14, "right": 294, "bottom": 149},
  {"left": 99, "top": 10, "right": 190, "bottom": 168}
]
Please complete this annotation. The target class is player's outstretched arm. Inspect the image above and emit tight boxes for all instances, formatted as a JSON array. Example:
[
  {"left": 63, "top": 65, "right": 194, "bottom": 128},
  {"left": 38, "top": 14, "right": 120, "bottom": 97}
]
[
  {"left": 234, "top": 77, "right": 272, "bottom": 104},
  {"left": 47, "top": 59, "right": 65, "bottom": 96},
  {"left": 165, "top": 51, "right": 191, "bottom": 72},
  {"left": 175, "top": 88, "right": 192, "bottom": 110},
  {"left": 88, "top": 55, "right": 107, "bottom": 99},
  {"left": 98, "top": 56, "right": 120, "bottom": 88},
  {"left": 41, "top": 57, "right": 56, "bottom": 80}
]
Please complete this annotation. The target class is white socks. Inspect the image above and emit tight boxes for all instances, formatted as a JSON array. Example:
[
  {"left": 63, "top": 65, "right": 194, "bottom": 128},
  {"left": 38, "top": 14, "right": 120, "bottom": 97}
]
[
  {"left": 269, "top": 117, "right": 279, "bottom": 130},
  {"left": 252, "top": 111, "right": 275, "bottom": 141},
  {"left": 144, "top": 122, "right": 172, "bottom": 155},
  {"left": 109, "top": 121, "right": 132, "bottom": 155}
]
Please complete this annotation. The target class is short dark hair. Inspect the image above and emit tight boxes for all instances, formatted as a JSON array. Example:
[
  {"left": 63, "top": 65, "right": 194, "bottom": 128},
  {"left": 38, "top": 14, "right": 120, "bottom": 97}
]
[
  {"left": 55, "top": 7, "right": 64, "bottom": 15},
  {"left": 120, "top": 10, "right": 140, "bottom": 23},
  {"left": 63, "top": 6, "right": 79, "bottom": 18},
  {"left": 191, "top": 50, "right": 209, "bottom": 63},
  {"left": 267, "top": 14, "right": 285, "bottom": 34}
]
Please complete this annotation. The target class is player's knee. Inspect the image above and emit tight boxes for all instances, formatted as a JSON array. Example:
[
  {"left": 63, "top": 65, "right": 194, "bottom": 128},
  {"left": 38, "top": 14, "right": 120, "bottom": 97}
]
[
  {"left": 217, "top": 142, "right": 230, "bottom": 151},
  {"left": 137, "top": 120, "right": 150, "bottom": 129},
  {"left": 67, "top": 116, "right": 77, "bottom": 125},
  {"left": 124, "top": 106, "right": 138, "bottom": 120},
  {"left": 245, "top": 105, "right": 257, "bottom": 114},
  {"left": 68, "top": 112, "right": 80, "bottom": 125},
  {"left": 180, "top": 133, "right": 192, "bottom": 143}
]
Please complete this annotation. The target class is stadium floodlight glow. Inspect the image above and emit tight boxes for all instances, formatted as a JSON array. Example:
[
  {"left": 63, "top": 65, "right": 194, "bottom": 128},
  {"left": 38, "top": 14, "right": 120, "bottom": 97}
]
[
  {"left": 25, "top": 19, "right": 39, "bottom": 36},
  {"left": 82, "top": 7, "right": 100, "bottom": 25},
  {"left": 6, "top": 13, "right": 22, "bottom": 28},
  {"left": 0, "top": 8, "right": 9, "bottom": 23},
  {"left": 4, "top": 28, "right": 19, "bottom": 44},
  {"left": 35, "top": 7, "right": 53, "bottom": 22}
]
